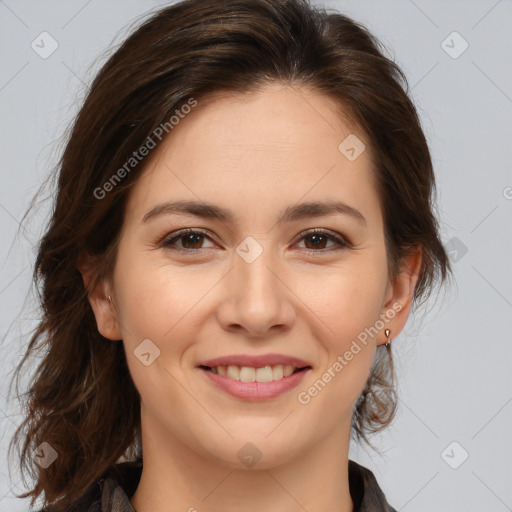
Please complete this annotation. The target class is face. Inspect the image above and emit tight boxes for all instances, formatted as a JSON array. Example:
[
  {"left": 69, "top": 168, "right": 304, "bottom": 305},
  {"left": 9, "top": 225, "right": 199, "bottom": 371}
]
[{"left": 87, "top": 83, "right": 418, "bottom": 470}]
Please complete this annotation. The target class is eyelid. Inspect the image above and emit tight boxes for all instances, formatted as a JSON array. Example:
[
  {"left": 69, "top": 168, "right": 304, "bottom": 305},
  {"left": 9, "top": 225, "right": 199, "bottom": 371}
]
[
  {"left": 160, "top": 228, "right": 218, "bottom": 250},
  {"left": 293, "top": 228, "right": 352, "bottom": 249},
  {"left": 160, "top": 227, "right": 351, "bottom": 252}
]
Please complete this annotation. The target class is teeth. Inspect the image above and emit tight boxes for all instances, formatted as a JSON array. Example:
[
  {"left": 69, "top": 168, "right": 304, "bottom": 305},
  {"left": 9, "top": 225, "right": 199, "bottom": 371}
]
[
  {"left": 239, "top": 366, "right": 255, "bottom": 382},
  {"left": 255, "top": 366, "right": 273, "bottom": 382},
  {"left": 272, "top": 364, "right": 284, "bottom": 380},
  {"left": 211, "top": 364, "right": 301, "bottom": 382},
  {"left": 227, "top": 365, "right": 240, "bottom": 380},
  {"left": 283, "top": 365, "right": 294, "bottom": 377}
]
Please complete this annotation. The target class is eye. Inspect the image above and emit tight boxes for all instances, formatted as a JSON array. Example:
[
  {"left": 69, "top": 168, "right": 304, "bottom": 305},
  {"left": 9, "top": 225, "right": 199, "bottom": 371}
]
[
  {"left": 160, "top": 228, "right": 351, "bottom": 254},
  {"left": 161, "top": 228, "right": 217, "bottom": 252},
  {"left": 294, "top": 229, "right": 351, "bottom": 253}
]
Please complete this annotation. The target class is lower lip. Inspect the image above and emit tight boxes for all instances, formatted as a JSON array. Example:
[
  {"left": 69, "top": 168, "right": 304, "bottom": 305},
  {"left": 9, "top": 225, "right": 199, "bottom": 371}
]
[{"left": 199, "top": 367, "right": 311, "bottom": 401}]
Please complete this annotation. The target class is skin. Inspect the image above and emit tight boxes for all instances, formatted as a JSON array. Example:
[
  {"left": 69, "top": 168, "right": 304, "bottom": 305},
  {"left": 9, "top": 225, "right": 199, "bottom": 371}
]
[{"left": 82, "top": 83, "right": 421, "bottom": 512}]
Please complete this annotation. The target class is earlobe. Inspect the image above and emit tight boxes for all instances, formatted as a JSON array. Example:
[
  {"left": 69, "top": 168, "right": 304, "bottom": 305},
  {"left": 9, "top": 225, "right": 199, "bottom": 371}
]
[
  {"left": 77, "top": 255, "right": 122, "bottom": 341},
  {"left": 378, "top": 247, "right": 422, "bottom": 346},
  {"left": 89, "top": 289, "right": 123, "bottom": 341}
]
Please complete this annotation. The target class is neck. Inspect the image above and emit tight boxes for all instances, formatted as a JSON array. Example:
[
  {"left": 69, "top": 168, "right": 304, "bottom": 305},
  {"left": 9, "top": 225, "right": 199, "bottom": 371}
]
[{"left": 130, "top": 412, "right": 354, "bottom": 512}]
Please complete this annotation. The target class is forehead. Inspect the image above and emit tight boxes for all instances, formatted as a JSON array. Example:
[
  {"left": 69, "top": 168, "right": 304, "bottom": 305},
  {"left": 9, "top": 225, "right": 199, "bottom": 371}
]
[
  {"left": 161, "top": 84, "right": 363, "bottom": 163},
  {"left": 124, "top": 83, "right": 380, "bottom": 228}
]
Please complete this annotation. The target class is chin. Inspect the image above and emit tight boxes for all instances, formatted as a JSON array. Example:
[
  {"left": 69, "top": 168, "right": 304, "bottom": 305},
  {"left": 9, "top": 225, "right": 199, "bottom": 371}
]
[{"left": 200, "top": 431, "right": 308, "bottom": 470}]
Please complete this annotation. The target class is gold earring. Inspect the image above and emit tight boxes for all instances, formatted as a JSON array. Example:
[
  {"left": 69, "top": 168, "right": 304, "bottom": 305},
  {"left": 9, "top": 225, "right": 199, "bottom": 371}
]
[{"left": 384, "top": 328, "right": 391, "bottom": 348}]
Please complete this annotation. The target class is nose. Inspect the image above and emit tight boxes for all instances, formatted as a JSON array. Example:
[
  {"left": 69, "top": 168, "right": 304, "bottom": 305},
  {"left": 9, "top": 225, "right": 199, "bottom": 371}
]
[{"left": 215, "top": 243, "right": 296, "bottom": 338}]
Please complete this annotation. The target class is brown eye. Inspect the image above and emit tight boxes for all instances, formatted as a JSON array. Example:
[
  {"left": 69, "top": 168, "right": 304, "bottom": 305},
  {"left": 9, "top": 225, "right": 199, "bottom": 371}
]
[
  {"left": 161, "top": 228, "right": 350, "bottom": 254},
  {"left": 162, "top": 229, "right": 216, "bottom": 251},
  {"left": 296, "top": 229, "right": 350, "bottom": 252},
  {"left": 303, "top": 233, "right": 329, "bottom": 250}
]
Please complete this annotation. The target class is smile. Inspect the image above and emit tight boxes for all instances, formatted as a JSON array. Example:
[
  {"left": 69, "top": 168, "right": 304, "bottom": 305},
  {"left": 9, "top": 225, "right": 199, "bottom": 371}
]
[
  {"left": 201, "top": 364, "right": 309, "bottom": 382},
  {"left": 197, "top": 359, "right": 312, "bottom": 400}
]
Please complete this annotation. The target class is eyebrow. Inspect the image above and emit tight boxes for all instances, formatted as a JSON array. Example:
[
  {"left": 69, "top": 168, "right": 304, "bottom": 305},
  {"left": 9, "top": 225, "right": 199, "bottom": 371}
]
[{"left": 141, "top": 199, "right": 367, "bottom": 227}]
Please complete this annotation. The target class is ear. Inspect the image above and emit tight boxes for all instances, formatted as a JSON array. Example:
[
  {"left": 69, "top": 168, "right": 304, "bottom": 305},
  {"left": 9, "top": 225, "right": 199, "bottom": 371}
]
[
  {"left": 77, "top": 253, "right": 122, "bottom": 341},
  {"left": 377, "top": 247, "right": 422, "bottom": 346}
]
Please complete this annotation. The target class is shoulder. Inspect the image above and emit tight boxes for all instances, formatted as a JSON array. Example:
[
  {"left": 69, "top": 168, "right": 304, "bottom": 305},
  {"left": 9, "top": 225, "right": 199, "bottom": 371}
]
[
  {"left": 36, "top": 459, "right": 394, "bottom": 512},
  {"left": 35, "top": 460, "right": 143, "bottom": 512},
  {"left": 348, "top": 459, "right": 398, "bottom": 512}
]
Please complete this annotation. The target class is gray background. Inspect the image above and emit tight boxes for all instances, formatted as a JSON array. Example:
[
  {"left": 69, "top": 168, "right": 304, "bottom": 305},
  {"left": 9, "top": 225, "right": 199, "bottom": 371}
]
[{"left": 1, "top": 1, "right": 511, "bottom": 511}]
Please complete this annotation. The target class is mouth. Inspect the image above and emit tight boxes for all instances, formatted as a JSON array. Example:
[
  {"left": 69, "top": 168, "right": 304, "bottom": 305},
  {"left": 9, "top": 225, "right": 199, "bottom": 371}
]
[
  {"left": 198, "top": 364, "right": 311, "bottom": 383},
  {"left": 197, "top": 353, "right": 313, "bottom": 400}
]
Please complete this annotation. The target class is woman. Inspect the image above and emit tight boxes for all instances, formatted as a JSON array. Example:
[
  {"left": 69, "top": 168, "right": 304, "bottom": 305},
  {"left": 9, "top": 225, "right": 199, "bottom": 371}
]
[{"left": 10, "top": 0, "right": 452, "bottom": 511}]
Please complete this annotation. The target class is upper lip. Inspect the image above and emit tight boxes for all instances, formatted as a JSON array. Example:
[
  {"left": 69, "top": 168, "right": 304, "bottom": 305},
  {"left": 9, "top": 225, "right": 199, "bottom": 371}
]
[{"left": 198, "top": 353, "right": 312, "bottom": 369}]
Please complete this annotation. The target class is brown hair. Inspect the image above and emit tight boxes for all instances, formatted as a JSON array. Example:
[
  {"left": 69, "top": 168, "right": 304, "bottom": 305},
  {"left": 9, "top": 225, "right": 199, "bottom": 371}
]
[{"left": 9, "top": 0, "right": 452, "bottom": 509}]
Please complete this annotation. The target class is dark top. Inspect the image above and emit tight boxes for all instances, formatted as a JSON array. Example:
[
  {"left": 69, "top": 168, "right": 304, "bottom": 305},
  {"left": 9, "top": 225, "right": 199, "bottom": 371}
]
[{"left": 44, "top": 459, "right": 397, "bottom": 512}]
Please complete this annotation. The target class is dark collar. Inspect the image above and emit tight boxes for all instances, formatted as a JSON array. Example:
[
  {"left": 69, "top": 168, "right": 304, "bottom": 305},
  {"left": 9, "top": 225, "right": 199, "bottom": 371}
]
[{"left": 68, "top": 459, "right": 397, "bottom": 512}]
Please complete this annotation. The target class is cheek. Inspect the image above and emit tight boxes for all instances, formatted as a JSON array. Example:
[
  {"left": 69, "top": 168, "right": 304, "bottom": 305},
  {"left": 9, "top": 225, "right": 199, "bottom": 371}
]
[
  {"left": 111, "top": 244, "right": 162, "bottom": 356},
  {"left": 113, "top": 251, "right": 222, "bottom": 363},
  {"left": 297, "top": 260, "right": 387, "bottom": 401},
  {"left": 112, "top": 256, "right": 210, "bottom": 421},
  {"left": 299, "top": 259, "right": 388, "bottom": 345}
]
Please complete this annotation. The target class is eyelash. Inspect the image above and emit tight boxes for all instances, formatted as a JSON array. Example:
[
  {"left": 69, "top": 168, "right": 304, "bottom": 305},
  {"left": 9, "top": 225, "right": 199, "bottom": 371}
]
[{"left": 160, "top": 228, "right": 351, "bottom": 254}]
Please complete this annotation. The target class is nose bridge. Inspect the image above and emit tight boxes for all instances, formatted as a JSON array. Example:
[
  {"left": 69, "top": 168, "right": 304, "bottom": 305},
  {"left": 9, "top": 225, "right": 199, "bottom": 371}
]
[
  {"left": 235, "top": 234, "right": 281, "bottom": 306},
  {"left": 219, "top": 235, "right": 294, "bottom": 336}
]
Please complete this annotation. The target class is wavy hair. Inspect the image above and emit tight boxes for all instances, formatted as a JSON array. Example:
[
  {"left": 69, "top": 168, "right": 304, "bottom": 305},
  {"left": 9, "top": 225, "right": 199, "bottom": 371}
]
[{"left": 9, "top": 0, "right": 452, "bottom": 509}]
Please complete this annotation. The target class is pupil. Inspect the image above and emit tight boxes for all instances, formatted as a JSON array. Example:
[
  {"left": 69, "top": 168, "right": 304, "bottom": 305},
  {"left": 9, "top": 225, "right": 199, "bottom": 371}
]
[
  {"left": 307, "top": 234, "right": 326, "bottom": 249},
  {"left": 184, "top": 233, "right": 202, "bottom": 248},
  {"left": 180, "top": 233, "right": 328, "bottom": 250}
]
